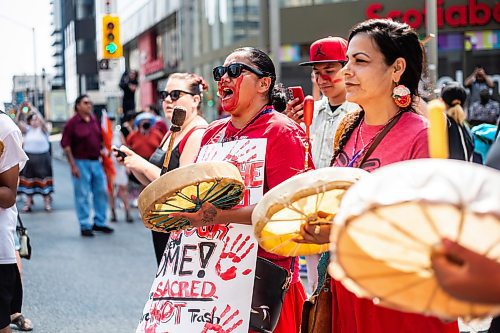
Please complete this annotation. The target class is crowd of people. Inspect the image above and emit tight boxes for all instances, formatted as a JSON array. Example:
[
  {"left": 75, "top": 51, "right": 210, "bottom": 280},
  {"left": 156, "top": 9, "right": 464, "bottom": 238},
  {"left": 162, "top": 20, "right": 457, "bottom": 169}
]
[{"left": 2, "top": 17, "right": 499, "bottom": 333}]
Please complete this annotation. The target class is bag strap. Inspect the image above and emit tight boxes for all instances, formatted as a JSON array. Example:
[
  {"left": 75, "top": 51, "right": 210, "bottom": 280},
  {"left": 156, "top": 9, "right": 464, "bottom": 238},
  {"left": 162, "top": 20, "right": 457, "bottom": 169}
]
[
  {"left": 17, "top": 214, "right": 25, "bottom": 230},
  {"left": 358, "top": 111, "right": 404, "bottom": 166}
]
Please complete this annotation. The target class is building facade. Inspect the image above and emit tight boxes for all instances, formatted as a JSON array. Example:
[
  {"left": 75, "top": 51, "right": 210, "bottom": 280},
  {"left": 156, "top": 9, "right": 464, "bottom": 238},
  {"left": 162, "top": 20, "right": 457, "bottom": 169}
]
[
  {"left": 117, "top": 0, "right": 499, "bottom": 121},
  {"left": 50, "top": 0, "right": 65, "bottom": 89}
]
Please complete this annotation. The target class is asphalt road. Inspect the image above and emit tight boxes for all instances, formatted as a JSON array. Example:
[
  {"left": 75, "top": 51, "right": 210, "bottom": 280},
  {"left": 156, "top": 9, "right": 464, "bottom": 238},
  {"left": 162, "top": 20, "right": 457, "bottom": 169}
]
[{"left": 18, "top": 159, "right": 157, "bottom": 333}]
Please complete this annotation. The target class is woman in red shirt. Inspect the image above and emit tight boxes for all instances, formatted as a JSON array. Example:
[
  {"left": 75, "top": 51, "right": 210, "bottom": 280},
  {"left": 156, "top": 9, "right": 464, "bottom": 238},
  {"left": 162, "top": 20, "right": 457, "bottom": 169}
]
[
  {"left": 174, "top": 47, "right": 311, "bottom": 333},
  {"left": 298, "top": 19, "right": 459, "bottom": 333}
]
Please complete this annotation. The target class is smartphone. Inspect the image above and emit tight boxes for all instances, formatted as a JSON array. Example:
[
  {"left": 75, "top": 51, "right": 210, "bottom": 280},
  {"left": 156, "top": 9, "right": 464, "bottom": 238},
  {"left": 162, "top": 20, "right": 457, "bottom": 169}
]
[
  {"left": 287, "top": 86, "right": 305, "bottom": 105},
  {"left": 113, "top": 147, "right": 127, "bottom": 159}
]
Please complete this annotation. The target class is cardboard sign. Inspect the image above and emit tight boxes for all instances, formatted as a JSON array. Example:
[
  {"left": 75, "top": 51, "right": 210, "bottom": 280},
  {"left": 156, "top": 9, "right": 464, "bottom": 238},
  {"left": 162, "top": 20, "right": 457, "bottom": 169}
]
[{"left": 137, "top": 139, "right": 267, "bottom": 333}]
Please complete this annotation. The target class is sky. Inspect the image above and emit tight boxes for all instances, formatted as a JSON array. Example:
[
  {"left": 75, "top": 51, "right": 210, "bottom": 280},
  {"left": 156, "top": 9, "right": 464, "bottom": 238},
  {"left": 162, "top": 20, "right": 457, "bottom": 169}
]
[{"left": 0, "top": 0, "right": 53, "bottom": 105}]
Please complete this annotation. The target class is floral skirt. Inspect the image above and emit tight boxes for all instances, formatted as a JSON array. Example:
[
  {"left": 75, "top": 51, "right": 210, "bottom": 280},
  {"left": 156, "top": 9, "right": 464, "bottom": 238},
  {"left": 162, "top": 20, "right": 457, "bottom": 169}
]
[{"left": 18, "top": 151, "right": 54, "bottom": 196}]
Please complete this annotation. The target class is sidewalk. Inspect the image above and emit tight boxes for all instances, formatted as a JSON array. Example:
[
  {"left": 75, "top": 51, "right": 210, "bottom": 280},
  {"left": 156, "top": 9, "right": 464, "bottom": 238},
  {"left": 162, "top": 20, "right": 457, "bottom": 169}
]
[{"left": 49, "top": 133, "right": 65, "bottom": 161}]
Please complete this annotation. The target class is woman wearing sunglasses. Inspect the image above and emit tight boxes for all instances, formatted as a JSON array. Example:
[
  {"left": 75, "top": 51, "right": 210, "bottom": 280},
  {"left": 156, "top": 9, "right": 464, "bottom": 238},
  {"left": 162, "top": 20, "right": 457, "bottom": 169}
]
[
  {"left": 170, "top": 47, "right": 311, "bottom": 333},
  {"left": 116, "top": 73, "right": 208, "bottom": 266}
]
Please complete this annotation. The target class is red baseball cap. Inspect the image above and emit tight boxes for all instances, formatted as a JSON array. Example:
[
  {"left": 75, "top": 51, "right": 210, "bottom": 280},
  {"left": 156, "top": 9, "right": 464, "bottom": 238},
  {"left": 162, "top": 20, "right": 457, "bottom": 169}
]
[{"left": 299, "top": 36, "right": 348, "bottom": 66}]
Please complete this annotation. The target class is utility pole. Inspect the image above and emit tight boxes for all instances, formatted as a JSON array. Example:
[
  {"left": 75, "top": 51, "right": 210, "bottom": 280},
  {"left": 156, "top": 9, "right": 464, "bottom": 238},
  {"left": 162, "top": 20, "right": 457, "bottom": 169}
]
[
  {"left": 269, "top": 1, "right": 281, "bottom": 80},
  {"left": 426, "top": 0, "right": 438, "bottom": 99}
]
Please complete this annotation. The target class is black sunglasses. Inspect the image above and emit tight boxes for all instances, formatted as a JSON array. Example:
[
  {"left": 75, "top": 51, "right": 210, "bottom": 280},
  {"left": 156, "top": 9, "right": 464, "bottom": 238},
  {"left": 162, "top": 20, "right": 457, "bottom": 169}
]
[
  {"left": 159, "top": 90, "right": 195, "bottom": 101},
  {"left": 212, "top": 63, "right": 269, "bottom": 81}
]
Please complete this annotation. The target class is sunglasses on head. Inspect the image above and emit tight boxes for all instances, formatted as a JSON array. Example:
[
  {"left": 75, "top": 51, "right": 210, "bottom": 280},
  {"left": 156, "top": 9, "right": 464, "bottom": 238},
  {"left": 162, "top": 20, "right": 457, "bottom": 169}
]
[
  {"left": 212, "top": 63, "right": 269, "bottom": 81},
  {"left": 159, "top": 89, "right": 195, "bottom": 101}
]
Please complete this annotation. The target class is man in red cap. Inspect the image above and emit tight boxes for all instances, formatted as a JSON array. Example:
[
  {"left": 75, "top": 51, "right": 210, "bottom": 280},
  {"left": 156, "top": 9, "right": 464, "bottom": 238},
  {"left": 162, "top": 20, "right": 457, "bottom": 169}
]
[
  {"left": 287, "top": 36, "right": 358, "bottom": 168},
  {"left": 286, "top": 36, "right": 359, "bottom": 293}
]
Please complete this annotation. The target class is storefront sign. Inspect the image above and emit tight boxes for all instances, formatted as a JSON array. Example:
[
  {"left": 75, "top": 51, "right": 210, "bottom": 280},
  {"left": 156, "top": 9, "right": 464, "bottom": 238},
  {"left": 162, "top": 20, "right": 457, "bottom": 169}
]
[
  {"left": 144, "top": 57, "right": 165, "bottom": 76},
  {"left": 366, "top": 0, "right": 500, "bottom": 29}
]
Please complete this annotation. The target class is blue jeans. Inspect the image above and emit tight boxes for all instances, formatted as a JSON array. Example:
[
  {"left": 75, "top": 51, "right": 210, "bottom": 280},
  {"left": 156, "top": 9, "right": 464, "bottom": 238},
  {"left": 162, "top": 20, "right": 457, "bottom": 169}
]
[{"left": 72, "top": 159, "right": 108, "bottom": 231}]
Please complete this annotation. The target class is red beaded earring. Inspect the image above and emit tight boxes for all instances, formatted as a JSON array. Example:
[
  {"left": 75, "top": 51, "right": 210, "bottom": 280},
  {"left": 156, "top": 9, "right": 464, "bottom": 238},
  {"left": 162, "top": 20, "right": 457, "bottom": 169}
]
[{"left": 392, "top": 84, "right": 412, "bottom": 108}]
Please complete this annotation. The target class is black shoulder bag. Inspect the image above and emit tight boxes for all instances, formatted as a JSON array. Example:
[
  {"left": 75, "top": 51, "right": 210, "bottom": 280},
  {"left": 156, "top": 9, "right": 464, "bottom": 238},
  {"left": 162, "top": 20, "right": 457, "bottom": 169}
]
[
  {"left": 250, "top": 257, "right": 295, "bottom": 333},
  {"left": 17, "top": 214, "right": 32, "bottom": 260}
]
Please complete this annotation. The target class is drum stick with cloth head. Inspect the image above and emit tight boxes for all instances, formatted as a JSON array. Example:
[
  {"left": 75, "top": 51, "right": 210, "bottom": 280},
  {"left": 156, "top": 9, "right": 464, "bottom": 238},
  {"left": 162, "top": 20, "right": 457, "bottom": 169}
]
[
  {"left": 303, "top": 95, "right": 314, "bottom": 171},
  {"left": 162, "top": 106, "right": 187, "bottom": 174}
]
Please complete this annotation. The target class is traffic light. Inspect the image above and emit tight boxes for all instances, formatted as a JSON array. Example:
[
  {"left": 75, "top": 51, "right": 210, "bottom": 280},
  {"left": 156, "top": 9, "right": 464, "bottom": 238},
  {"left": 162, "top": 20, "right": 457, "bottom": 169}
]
[{"left": 102, "top": 15, "right": 122, "bottom": 59}]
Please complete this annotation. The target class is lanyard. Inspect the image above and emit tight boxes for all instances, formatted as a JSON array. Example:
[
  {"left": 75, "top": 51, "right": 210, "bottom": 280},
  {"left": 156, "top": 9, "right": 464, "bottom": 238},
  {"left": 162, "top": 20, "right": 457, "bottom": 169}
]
[{"left": 216, "top": 107, "right": 274, "bottom": 144}]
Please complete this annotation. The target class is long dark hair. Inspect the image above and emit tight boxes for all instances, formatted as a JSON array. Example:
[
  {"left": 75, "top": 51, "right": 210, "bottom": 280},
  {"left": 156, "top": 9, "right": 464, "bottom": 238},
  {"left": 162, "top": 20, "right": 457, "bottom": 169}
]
[
  {"left": 232, "top": 47, "right": 287, "bottom": 112},
  {"left": 348, "top": 19, "right": 424, "bottom": 101},
  {"left": 330, "top": 19, "right": 424, "bottom": 166}
]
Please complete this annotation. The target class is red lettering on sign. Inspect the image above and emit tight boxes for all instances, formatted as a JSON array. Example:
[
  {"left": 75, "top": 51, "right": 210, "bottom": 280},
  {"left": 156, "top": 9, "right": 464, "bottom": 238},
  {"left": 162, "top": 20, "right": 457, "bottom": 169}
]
[
  {"left": 366, "top": 2, "right": 383, "bottom": 18},
  {"left": 403, "top": 9, "right": 422, "bottom": 29},
  {"left": 153, "top": 280, "right": 217, "bottom": 299},
  {"left": 201, "top": 281, "right": 217, "bottom": 298},
  {"left": 366, "top": 0, "right": 499, "bottom": 29},
  {"left": 470, "top": 0, "right": 491, "bottom": 25},
  {"left": 387, "top": 10, "right": 401, "bottom": 20},
  {"left": 446, "top": 5, "right": 467, "bottom": 27},
  {"left": 184, "top": 225, "right": 229, "bottom": 241},
  {"left": 494, "top": 3, "right": 500, "bottom": 23},
  {"left": 190, "top": 280, "right": 200, "bottom": 297}
]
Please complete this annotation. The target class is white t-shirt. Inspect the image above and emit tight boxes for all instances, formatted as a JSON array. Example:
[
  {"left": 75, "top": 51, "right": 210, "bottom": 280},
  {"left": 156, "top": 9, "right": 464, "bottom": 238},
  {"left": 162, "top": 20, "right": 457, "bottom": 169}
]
[
  {"left": 23, "top": 126, "right": 50, "bottom": 153},
  {"left": 0, "top": 113, "right": 28, "bottom": 264}
]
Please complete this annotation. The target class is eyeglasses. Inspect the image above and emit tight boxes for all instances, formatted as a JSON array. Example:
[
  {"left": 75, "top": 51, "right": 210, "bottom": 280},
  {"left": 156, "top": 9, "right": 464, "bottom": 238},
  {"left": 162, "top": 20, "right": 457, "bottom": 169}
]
[
  {"left": 212, "top": 63, "right": 269, "bottom": 81},
  {"left": 159, "top": 90, "right": 195, "bottom": 101}
]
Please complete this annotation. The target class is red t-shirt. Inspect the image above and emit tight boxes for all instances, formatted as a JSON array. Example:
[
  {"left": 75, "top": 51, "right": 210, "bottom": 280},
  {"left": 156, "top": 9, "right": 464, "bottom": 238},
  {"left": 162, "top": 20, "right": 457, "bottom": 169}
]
[
  {"left": 200, "top": 109, "right": 314, "bottom": 283},
  {"left": 126, "top": 128, "right": 164, "bottom": 159},
  {"left": 332, "top": 111, "right": 458, "bottom": 332}
]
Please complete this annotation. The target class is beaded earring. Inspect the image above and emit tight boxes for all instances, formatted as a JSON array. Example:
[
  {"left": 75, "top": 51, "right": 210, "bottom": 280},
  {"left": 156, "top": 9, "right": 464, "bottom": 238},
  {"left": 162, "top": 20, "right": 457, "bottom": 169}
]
[{"left": 392, "top": 84, "right": 412, "bottom": 108}]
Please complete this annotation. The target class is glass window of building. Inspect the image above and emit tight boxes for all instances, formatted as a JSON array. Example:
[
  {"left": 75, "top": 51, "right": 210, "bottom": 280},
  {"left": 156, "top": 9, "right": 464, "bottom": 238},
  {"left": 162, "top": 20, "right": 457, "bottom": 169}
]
[
  {"left": 76, "top": 39, "right": 96, "bottom": 55},
  {"left": 85, "top": 74, "right": 99, "bottom": 91},
  {"left": 280, "top": 0, "right": 357, "bottom": 7},
  {"left": 76, "top": 0, "right": 95, "bottom": 20}
]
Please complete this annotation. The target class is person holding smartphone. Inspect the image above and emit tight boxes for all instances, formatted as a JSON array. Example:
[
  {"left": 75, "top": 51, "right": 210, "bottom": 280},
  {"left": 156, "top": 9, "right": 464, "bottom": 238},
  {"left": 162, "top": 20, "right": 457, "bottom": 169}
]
[{"left": 285, "top": 36, "right": 359, "bottom": 293}]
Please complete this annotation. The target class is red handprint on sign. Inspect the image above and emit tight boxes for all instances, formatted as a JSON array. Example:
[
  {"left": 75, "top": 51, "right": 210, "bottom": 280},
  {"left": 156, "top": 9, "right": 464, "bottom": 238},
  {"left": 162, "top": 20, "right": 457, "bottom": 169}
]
[
  {"left": 215, "top": 234, "right": 255, "bottom": 281},
  {"left": 201, "top": 305, "right": 243, "bottom": 333}
]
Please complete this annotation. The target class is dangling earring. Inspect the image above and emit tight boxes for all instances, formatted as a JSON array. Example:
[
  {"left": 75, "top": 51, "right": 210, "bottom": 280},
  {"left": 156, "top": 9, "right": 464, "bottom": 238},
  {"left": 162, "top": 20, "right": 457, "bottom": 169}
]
[{"left": 392, "top": 83, "right": 412, "bottom": 108}]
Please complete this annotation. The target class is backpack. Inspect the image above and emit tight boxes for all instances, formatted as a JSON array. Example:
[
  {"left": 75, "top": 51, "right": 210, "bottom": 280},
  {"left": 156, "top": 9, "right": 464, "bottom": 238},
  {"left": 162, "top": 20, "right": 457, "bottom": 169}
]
[
  {"left": 471, "top": 123, "right": 498, "bottom": 163},
  {"left": 447, "top": 116, "right": 475, "bottom": 162}
]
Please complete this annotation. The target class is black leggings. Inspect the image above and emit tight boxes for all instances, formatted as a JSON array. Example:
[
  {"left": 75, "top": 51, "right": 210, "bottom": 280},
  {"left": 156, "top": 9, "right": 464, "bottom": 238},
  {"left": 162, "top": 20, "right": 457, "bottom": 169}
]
[{"left": 0, "top": 264, "right": 22, "bottom": 329}]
